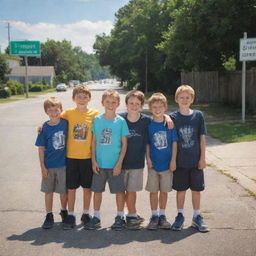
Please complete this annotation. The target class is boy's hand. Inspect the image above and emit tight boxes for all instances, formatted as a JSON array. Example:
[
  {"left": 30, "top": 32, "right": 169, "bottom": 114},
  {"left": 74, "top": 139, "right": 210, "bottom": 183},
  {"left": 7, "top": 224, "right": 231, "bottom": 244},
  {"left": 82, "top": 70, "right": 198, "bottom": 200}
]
[
  {"left": 92, "top": 161, "right": 100, "bottom": 174},
  {"left": 169, "top": 159, "right": 176, "bottom": 172},
  {"left": 37, "top": 125, "right": 43, "bottom": 134},
  {"left": 147, "top": 158, "right": 153, "bottom": 169},
  {"left": 113, "top": 163, "right": 121, "bottom": 176},
  {"left": 198, "top": 159, "right": 206, "bottom": 170},
  {"left": 41, "top": 167, "right": 49, "bottom": 179},
  {"left": 164, "top": 114, "right": 174, "bottom": 129}
]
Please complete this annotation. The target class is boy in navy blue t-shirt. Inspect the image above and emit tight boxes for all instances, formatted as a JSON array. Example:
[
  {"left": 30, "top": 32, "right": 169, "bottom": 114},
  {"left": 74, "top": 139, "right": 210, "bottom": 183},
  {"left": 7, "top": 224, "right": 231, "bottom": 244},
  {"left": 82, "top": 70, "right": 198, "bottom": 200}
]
[
  {"left": 146, "top": 93, "right": 178, "bottom": 230},
  {"left": 35, "top": 97, "right": 68, "bottom": 229}
]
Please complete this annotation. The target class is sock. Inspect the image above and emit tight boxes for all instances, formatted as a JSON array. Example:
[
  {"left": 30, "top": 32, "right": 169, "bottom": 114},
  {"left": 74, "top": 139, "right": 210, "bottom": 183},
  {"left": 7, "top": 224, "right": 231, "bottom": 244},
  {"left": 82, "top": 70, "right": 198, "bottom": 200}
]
[
  {"left": 94, "top": 211, "right": 100, "bottom": 219},
  {"left": 68, "top": 211, "right": 75, "bottom": 216},
  {"left": 46, "top": 211, "right": 52, "bottom": 214},
  {"left": 159, "top": 209, "right": 165, "bottom": 216},
  {"left": 177, "top": 209, "right": 184, "bottom": 215},
  {"left": 193, "top": 210, "right": 201, "bottom": 218},
  {"left": 117, "top": 211, "right": 124, "bottom": 218},
  {"left": 61, "top": 208, "right": 67, "bottom": 211},
  {"left": 151, "top": 210, "right": 158, "bottom": 216},
  {"left": 83, "top": 210, "right": 89, "bottom": 215},
  {"left": 127, "top": 214, "right": 137, "bottom": 218}
]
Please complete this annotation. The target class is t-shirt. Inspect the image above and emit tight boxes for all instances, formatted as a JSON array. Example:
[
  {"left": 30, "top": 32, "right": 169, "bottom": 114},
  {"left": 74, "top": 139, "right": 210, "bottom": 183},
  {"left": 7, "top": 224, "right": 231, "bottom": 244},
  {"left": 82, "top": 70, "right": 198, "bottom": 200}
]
[
  {"left": 170, "top": 110, "right": 206, "bottom": 168},
  {"left": 120, "top": 112, "right": 151, "bottom": 169},
  {"left": 35, "top": 118, "right": 68, "bottom": 168},
  {"left": 92, "top": 114, "right": 130, "bottom": 169},
  {"left": 148, "top": 121, "right": 178, "bottom": 172},
  {"left": 61, "top": 108, "right": 100, "bottom": 159}
]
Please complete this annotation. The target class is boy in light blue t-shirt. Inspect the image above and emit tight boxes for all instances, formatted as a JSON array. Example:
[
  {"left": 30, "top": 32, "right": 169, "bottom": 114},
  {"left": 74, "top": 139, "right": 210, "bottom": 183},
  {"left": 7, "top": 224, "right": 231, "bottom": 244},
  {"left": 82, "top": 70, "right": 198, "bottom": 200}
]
[{"left": 84, "top": 89, "right": 130, "bottom": 231}]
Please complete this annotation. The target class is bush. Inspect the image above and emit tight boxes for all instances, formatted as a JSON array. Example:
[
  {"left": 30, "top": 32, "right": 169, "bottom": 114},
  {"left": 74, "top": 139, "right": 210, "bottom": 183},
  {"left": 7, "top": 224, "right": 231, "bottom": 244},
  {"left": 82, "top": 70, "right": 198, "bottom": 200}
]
[
  {"left": 29, "top": 83, "right": 43, "bottom": 92},
  {"left": 6, "top": 80, "right": 24, "bottom": 95},
  {"left": 0, "top": 87, "right": 11, "bottom": 98}
]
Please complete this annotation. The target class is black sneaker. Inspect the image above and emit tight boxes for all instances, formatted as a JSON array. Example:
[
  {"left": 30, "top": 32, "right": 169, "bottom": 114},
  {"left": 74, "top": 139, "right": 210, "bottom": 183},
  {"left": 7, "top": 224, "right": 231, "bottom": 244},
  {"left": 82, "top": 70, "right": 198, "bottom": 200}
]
[
  {"left": 63, "top": 215, "right": 76, "bottom": 230},
  {"left": 126, "top": 216, "right": 142, "bottom": 230},
  {"left": 171, "top": 213, "right": 184, "bottom": 231},
  {"left": 147, "top": 215, "right": 159, "bottom": 230},
  {"left": 81, "top": 213, "right": 91, "bottom": 225},
  {"left": 42, "top": 213, "right": 54, "bottom": 229},
  {"left": 84, "top": 216, "right": 101, "bottom": 230},
  {"left": 59, "top": 209, "right": 68, "bottom": 223},
  {"left": 111, "top": 216, "right": 126, "bottom": 231},
  {"left": 158, "top": 215, "right": 171, "bottom": 229}
]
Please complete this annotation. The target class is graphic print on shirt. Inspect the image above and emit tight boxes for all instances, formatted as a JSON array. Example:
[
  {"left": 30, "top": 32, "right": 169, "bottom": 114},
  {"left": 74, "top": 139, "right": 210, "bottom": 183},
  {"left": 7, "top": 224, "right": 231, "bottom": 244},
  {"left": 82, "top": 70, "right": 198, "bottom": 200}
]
[
  {"left": 73, "top": 123, "right": 88, "bottom": 141},
  {"left": 179, "top": 126, "right": 194, "bottom": 148},
  {"left": 100, "top": 128, "right": 112, "bottom": 145},
  {"left": 52, "top": 131, "right": 65, "bottom": 150},
  {"left": 153, "top": 131, "right": 167, "bottom": 149},
  {"left": 127, "top": 129, "right": 141, "bottom": 138}
]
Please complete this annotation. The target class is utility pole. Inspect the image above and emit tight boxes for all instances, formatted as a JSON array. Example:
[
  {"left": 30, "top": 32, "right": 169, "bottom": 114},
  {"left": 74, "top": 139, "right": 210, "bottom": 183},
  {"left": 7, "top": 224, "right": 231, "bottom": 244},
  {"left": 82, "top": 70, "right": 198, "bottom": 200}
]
[{"left": 7, "top": 22, "right": 11, "bottom": 46}]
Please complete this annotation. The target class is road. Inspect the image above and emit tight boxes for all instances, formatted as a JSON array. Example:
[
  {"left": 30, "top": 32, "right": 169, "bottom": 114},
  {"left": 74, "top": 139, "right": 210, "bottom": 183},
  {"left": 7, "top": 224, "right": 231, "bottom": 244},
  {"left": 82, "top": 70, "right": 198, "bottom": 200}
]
[{"left": 0, "top": 82, "right": 256, "bottom": 256}]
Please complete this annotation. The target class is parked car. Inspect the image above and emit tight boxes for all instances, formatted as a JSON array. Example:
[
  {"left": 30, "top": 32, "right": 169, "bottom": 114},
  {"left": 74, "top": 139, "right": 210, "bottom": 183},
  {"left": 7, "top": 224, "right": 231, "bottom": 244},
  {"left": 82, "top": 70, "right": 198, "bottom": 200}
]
[
  {"left": 68, "top": 80, "right": 80, "bottom": 87},
  {"left": 56, "top": 83, "right": 67, "bottom": 92}
]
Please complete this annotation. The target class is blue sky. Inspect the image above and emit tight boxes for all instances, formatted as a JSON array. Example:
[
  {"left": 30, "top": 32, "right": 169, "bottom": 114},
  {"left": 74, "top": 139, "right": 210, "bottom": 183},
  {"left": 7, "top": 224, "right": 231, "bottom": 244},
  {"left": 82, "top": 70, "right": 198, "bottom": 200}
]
[{"left": 0, "top": 0, "right": 129, "bottom": 53}]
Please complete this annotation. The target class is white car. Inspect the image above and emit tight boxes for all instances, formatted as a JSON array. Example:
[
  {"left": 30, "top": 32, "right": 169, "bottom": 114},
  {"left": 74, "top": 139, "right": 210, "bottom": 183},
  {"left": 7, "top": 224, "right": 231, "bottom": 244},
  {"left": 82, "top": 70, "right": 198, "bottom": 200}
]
[{"left": 56, "top": 83, "right": 67, "bottom": 92}]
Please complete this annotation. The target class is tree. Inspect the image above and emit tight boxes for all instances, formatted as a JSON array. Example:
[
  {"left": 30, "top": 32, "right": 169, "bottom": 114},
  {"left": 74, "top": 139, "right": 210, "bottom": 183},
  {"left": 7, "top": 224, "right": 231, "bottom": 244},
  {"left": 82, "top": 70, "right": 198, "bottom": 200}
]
[{"left": 0, "top": 55, "right": 10, "bottom": 83}]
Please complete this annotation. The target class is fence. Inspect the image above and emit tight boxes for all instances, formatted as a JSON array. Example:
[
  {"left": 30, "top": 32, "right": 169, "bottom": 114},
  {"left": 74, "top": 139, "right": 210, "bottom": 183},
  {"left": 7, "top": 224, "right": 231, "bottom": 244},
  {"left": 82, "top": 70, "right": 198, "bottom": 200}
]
[{"left": 181, "top": 70, "right": 256, "bottom": 111}]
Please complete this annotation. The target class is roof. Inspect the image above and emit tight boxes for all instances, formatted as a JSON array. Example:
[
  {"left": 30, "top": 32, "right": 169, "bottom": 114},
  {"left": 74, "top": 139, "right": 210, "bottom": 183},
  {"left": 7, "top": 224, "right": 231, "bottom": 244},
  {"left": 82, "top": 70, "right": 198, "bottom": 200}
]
[{"left": 7, "top": 66, "right": 55, "bottom": 77}]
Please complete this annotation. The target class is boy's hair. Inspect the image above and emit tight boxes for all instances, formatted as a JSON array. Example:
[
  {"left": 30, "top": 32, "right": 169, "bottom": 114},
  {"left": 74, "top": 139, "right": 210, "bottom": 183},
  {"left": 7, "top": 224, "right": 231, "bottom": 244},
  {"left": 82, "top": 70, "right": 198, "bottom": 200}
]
[
  {"left": 148, "top": 92, "right": 168, "bottom": 109},
  {"left": 102, "top": 89, "right": 120, "bottom": 103},
  {"left": 175, "top": 85, "right": 195, "bottom": 100},
  {"left": 125, "top": 90, "right": 145, "bottom": 105},
  {"left": 72, "top": 85, "right": 91, "bottom": 99},
  {"left": 44, "top": 97, "right": 63, "bottom": 113}
]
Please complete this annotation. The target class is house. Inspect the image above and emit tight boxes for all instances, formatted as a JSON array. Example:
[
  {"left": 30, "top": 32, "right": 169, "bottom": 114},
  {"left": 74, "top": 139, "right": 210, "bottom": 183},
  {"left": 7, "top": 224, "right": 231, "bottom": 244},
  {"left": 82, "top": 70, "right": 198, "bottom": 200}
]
[{"left": 6, "top": 66, "right": 55, "bottom": 85}]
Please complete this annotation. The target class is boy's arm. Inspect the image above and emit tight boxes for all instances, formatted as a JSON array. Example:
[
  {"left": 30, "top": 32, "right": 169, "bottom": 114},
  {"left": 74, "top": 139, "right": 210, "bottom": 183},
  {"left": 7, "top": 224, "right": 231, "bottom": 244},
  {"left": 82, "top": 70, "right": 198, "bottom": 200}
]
[
  {"left": 198, "top": 134, "right": 206, "bottom": 170},
  {"left": 91, "top": 134, "right": 100, "bottom": 174},
  {"left": 169, "top": 141, "right": 177, "bottom": 172},
  {"left": 38, "top": 146, "right": 48, "bottom": 178},
  {"left": 113, "top": 136, "right": 127, "bottom": 176},
  {"left": 164, "top": 114, "right": 174, "bottom": 129},
  {"left": 146, "top": 144, "right": 152, "bottom": 168}
]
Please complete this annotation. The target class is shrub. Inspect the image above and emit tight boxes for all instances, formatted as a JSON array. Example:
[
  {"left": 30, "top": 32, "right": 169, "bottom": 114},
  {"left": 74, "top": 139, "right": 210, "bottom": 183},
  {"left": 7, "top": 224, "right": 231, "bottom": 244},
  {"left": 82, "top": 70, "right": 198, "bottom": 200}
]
[
  {"left": 29, "top": 84, "right": 43, "bottom": 92},
  {"left": 6, "top": 80, "right": 24, "bottom": 95},
  {"left": 0, "top": 87, "right": 11, "bottom": 98}
]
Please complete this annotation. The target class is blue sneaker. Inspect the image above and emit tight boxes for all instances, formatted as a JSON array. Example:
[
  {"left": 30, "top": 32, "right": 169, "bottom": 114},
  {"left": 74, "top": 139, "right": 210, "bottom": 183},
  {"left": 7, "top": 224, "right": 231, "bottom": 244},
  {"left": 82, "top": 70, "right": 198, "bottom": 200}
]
[
  {"left": 192, "top": 215, "right": 209, "bottom": 232},
  {"left": 111, "top": 216, "right": 126, "bottom": 230},
  {"left": 147, "top": 215, "right": 159, "bottom": 230},
  {"left": 171, "top": 213, "right": 184, "bottom": 231},
  {"left": 63, "top": 215, "right": 76, "bottom": 230},
  {"left": 42, "top": 213, "right": 54, "bottom": 229}
]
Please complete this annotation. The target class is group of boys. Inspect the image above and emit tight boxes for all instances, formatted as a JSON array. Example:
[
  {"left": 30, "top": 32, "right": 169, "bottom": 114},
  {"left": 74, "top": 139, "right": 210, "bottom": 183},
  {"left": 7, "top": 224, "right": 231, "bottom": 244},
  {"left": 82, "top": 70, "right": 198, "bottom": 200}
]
[{"left": 35, "top": 84, "right": 209, "bottom": 233}]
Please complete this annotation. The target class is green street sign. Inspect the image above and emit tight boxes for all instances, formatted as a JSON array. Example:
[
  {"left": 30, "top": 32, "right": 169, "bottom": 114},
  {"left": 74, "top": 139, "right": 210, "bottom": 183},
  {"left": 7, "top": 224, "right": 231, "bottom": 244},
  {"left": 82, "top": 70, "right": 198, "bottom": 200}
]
[{"left": 10, "top": 41, "right": 41, "bottom": 56}]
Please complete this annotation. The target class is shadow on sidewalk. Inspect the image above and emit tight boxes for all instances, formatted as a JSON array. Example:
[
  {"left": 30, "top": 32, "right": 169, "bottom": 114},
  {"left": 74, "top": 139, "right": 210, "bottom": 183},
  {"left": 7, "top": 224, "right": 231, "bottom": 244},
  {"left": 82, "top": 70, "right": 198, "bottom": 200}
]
[{"left": 7, "top": 223, "right": 198, "bottom": 249}]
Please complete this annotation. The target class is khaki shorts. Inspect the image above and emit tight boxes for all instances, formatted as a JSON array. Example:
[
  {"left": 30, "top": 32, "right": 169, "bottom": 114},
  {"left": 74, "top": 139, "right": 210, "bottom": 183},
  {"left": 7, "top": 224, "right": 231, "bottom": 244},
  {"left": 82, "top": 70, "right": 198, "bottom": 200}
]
[
  {"left": 41, "top": 166, "right": 67, "bottom": 194},
  {"left": 145, "top": 168, "right": 173, "bottom": 192},
  {"left": 124, "top": 169, "right": 143, "bottom": 192}
]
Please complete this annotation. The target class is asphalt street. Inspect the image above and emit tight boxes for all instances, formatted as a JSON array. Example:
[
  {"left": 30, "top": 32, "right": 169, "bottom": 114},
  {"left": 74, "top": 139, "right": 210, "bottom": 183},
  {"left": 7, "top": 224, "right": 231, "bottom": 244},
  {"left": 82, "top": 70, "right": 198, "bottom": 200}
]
[{"left": 0, "top": 82, "right": 255, "bottom": 256}]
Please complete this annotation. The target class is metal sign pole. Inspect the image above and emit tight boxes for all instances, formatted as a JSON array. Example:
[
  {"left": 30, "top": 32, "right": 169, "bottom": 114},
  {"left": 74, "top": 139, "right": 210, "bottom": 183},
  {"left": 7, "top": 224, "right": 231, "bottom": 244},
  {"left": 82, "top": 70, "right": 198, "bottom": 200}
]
[
  {"left": 241, "top": 32, "right": 247, "bottom": 123},
  {"left": 24, "top": 56, "right": 28, "bottom": 98}
]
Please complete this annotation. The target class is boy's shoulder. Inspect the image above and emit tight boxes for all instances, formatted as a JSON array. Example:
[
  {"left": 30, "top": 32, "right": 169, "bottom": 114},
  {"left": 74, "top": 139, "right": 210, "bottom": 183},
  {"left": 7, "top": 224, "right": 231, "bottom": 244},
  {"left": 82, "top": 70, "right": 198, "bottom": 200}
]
[{"left": 170, "top": 109, "right": 203, "bottom": 119}]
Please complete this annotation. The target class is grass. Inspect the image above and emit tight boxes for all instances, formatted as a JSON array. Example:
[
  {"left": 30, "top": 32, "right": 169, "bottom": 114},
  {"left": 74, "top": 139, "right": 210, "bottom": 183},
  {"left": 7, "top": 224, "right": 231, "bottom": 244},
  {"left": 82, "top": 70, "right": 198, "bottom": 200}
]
[{"left": 0, "top": 88, "right": 56, "bottom": 104}]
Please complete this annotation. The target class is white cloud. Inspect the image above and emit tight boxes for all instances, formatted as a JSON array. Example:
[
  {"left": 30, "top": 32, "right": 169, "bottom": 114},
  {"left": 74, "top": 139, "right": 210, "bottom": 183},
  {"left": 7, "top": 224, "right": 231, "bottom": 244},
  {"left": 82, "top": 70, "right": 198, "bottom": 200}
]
[{"left": 1, "top": 19, "right": 113, "bottom": 53}]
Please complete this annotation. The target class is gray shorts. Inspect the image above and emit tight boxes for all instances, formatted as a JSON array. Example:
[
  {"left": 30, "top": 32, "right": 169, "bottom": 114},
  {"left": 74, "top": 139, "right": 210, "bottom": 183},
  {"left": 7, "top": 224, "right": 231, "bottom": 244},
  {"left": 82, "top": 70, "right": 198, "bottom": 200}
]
[
  {"left": 124, "top": 168, "right": 143, "bottom": 192},
  {"left": 145, "top": 168, "right": 173, "bottom": 192},
  {"left": 91, "top": 168, "right": 125, "bottom": 194},
  {"left": 41, "top": 166, "right": 67, "bottom": 194}
]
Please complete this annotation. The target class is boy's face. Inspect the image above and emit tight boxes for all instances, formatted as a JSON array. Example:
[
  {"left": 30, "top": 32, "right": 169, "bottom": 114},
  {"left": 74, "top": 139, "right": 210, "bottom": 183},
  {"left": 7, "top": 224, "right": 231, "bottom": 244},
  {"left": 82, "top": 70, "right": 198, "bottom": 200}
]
[
  {"left": 73, "top": 93, "right": 91, "bottom": 108},
  {"left": 150, "top": 101, "right": 166, "bottom": 119},
  {"left": 126, "top": 96, "right": 143, "bottom": 114},
  {"left": 46, "top": 106, "right": 62, "bottom": 120},
  {"left": 176, "top": 91, "right": 194, "bottom": 108},
  {"left": 102, "top": 96, "right": 119, "bottom": 112}
]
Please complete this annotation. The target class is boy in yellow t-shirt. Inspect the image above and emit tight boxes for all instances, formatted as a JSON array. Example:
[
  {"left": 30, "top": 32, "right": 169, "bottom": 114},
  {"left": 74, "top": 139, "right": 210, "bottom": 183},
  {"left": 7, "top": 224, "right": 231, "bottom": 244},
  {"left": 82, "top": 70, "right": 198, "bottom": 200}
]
[{"left": 62, "top": 85, "right": 100, "bottom": 229}]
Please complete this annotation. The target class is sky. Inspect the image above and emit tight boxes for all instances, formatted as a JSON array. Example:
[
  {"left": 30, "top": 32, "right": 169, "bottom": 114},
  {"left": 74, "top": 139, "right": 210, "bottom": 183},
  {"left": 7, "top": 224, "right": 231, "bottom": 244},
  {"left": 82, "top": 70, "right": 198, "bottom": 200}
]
[{"left": 0, "top": 0, "right": 129, "bottom": 54}]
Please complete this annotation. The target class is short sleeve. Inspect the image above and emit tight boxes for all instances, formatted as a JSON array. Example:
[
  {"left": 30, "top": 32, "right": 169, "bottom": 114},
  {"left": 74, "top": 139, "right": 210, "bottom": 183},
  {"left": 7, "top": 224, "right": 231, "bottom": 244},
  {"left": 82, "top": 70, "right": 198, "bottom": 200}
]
[
  {"left": 121, "top": 119, "right": 130, "bottom": 137},
  {"left": 199, "top": 111, "right": 207, "bottom": 135},
  {"left": 172, "top": 128, "right": 179, "bottom": 142},
  {"left": 35, "top": 130, "right": 45, "bottom": 147}
]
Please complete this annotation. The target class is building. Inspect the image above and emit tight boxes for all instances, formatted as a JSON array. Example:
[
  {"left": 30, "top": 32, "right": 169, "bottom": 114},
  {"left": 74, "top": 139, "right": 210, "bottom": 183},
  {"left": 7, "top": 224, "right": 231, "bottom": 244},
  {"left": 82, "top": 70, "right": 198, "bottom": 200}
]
[{"left": 6, "top": 66, "right": 55, "bottom": 85}]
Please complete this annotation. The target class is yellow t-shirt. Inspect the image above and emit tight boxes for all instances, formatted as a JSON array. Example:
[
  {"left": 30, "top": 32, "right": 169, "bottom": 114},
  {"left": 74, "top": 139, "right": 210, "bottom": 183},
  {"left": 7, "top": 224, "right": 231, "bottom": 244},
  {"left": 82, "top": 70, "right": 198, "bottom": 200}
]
[{"left": 61, "top": 108, "right": 100, "bottom": 159}]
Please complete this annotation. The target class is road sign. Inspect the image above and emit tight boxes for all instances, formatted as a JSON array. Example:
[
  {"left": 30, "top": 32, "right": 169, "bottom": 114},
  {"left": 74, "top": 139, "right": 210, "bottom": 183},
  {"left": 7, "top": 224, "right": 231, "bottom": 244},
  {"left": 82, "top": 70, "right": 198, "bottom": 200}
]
[
  {"left": 10, "top": 41, "right": 41, "bottom": 56},
  {"left": 240, "top": 38, "right": 256, "bottom": 61}
]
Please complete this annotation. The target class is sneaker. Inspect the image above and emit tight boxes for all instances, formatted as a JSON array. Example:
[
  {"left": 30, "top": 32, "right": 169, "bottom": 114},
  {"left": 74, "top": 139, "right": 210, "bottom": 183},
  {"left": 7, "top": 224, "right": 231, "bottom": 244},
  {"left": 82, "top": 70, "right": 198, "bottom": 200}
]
[
  {"left": 63, "top": 215, "right": 76, "bottom": 230},
  {"left": 171, "top": 213, "right": 184, "bottom": 231},
  {"left": 42, "top": 213, "right": 54, "bottom": 229},
  {"left": 84, "top": 216, "right": 101, "bottom": 230},
  {"left": 147, "top": 215, "right": 159, "bottom": 230},
  {"left": 126, "top": 216, "right": 143, "bottom": 230},
  {"left": 81, "top": 213, "right": 91, "bottom": 225},
  {"left": 59, "top": 209, "right": 68, "bottom": 223},
  {"left": 192, "top": 215, "right": 209, "bottom": 233},
  {"left": 158, "top": 215, "right": 171, "bottom": 229},
  {"left": 111, "top": 216, "right": 126, "bottom": 231}
]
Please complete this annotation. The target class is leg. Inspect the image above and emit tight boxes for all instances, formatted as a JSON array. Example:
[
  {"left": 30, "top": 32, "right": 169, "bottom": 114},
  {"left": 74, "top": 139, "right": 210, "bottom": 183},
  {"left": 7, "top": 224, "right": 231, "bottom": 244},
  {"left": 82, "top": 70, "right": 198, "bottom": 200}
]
[
  {"left": 126, "top": 191, "right": 137, "bottom": 214},
  {"left": 83, "top": 188, "right": 92, "bottom": 211},
  {"left": 159, "top": 191, "right": 168, "bottom": 210},
  {"left": 45, "top": 193, "right": 53, "bottom": 212},
  {"left": 116, "top": 192, "right": 125, "bottom": 212},
  {"left": 93, "top": 192, "right": 102, "bottom": 211},
  {"left": 42, "top": 193, "right": 54, "bottom": 229},
  {"left": 150, "top": 192, "right": 158, "bottom": 211},
  {"left": 60, "top": 193, "right": 68, "bottom": 209},
  {"left": 171, "top": 191, "right": 186, "bottom": 231},
  {"left": 176, "top": 190, "right": 186, "bottom": 210},
  {"left": 67, "top": 189, "right": 76, "bottom": 212},
  {"left": 192, "top": 190, "right": 200, "bottom": 211}
]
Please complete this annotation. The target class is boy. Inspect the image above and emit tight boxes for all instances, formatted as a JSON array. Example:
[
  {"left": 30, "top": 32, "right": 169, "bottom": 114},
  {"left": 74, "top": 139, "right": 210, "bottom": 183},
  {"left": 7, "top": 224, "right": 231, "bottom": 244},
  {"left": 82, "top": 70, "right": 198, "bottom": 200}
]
[
  {"left": 35, "top": 97, "right": 68, "bottom": 229},
  {"left": 146, "top": 93, "right": 178, "bottom": 230},
  {"left": 62, "top": 85, "right": 100, "bottom": 229},
  {"left": 170, "top": 85, "right": 209, "bottom": 232},
  {"left": 85, "top": 89, "right": 130, "bottom": 230}
]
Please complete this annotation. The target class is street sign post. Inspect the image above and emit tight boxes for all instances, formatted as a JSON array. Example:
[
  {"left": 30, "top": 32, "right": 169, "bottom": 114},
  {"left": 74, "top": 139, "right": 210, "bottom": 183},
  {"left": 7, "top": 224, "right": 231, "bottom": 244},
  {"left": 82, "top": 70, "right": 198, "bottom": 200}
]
[{"left": 10, "top": 41, "right": 41, "bottom": 98}]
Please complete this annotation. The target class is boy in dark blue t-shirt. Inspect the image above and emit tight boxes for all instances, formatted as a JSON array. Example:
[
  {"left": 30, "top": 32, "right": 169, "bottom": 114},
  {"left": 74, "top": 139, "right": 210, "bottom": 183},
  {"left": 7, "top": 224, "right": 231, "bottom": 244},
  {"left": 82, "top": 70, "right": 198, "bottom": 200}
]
[
  {"left": 170, "top": 85, "right": 209, "bottom": 233},
  {"left": 35, "top": 97, "right": 68, "bottom": 229}
]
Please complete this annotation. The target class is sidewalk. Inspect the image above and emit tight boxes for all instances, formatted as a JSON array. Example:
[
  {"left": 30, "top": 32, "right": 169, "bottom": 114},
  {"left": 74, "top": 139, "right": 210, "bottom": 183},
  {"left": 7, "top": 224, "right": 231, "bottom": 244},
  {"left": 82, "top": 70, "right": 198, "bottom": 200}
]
[{"left": 206, "top": 136, "right": 256, "bottom": 195}]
